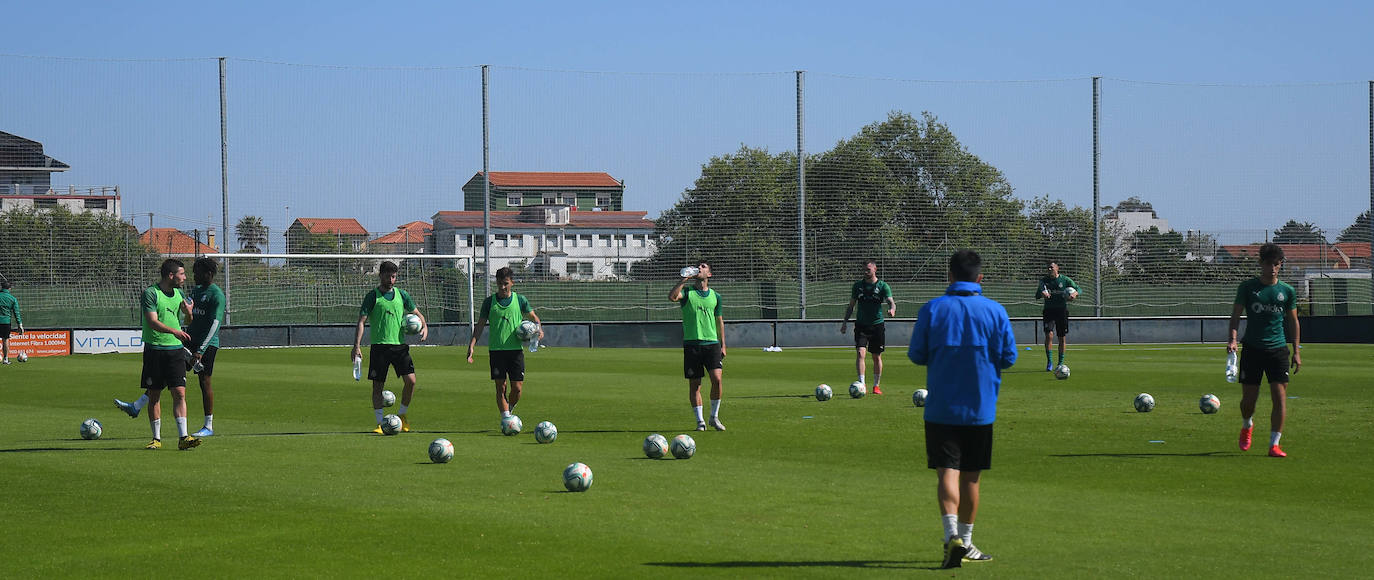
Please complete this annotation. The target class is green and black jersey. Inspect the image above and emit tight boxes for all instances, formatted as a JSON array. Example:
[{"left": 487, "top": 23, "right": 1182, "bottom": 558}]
[
  {"left": 1234, "top": 277, "right": 1297, "bottom": 349},
  {"left": 479, "top": 292, "right": 532, "bottom": 351},
  {"left": 361, "top": 287, "right": 417, "bottom": 345},
  {"left": 679, "top": 289, "right": 722, "bottom": 345},
  {"left": 140, "top": 285, "right": 185, "bottom": 351},
  {"left": 850, "top": 279, "right": 892, "bottom": 326}
]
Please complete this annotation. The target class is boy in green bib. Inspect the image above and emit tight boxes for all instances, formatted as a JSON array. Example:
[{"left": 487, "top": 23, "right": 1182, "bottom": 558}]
[
  {"left": 670, "top": 261, "right": 726, "bottom": 432},
  {"left": 352, "top": 261, "right": 428, "bottom": 434},
  {"left": 467, "top": 267, "right": 543, "bottom": 421},
  {"left": 1227, "top": 243, "right": 1302, "bottom": 458},
  {"left": 133, "top": 259, "right": 202, "bottom": 450}
]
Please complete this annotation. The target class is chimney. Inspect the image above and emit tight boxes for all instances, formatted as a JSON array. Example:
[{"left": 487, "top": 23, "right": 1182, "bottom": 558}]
[{"left": 207, "top": 227, "right": 216, "bottom": 250}]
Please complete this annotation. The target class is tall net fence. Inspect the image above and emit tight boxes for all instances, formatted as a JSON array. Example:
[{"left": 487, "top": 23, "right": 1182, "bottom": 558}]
[{"left": 1, "top": 55, "right": 1370, "bottom": 326}]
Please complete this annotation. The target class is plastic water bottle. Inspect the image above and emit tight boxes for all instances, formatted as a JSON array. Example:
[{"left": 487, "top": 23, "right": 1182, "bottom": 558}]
[
  {"left": 679, "top": 266, "right": 699, "bottom": 278},
  {"left": 353, "top": 356, "right": 362, "bottom": 381},
  {"left": 528, "top": 337, "right": 539, "bottom": 353},
  {"left": 192, "top": 358, "right": 205, "bottom": 374},
  {"left": 1225, "top": 351, "right": 1238, "bottom": 383}
]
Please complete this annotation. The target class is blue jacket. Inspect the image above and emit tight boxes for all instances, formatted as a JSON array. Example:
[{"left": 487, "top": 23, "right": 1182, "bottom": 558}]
[{"left": 908, "top": 281, "right": 1017, "bottom": 425}]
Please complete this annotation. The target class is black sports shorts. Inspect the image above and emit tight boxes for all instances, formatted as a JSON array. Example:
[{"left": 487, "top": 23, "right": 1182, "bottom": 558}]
[
  {"left": 368, "top": 344, "right": 415, "bottom": 382},
  {"left": 925, "top": 421, "right": 994, "bottom": 472},
  {"left": 1042, "top": 308, "right": 1069, "bottom": 337},
  {"left": 683, "top": 343, "right": 724, "bottom": 379},
  {"left": 489, "top": 349, "right": 526, "bottom": 382},
  {"left": 141, "top": 348, "right": 188, "bottom": 390},
  {"left": 1238, "top": 345, "right": 1290, "bottom": 385},
  {"left": 854, "top": 322, "right": 886, "bottom": 354}
]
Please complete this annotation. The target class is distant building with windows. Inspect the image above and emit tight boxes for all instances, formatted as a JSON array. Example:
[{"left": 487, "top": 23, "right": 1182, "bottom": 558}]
[
  {"left": 431, "top": 205, "right": 656, "bottom": 279},
  {"left": 461, "top": 172, "right": 624, "bottom": 212},
  {"left": 0, "top": 130, "right": 121, "bottom": 217},
  {"left": 285, "top": 218, "right": 370, "bottom": 253}
]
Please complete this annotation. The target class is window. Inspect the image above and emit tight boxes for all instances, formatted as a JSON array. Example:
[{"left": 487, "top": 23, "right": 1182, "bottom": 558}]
[
  {"left": 493, "top": 234, "right": 508, "bottom": 247},
  {"left": 507, "top": 196, "right": 522, "bottom": 207},
  {"left": 613, "top": 262, "right": 628, "bottom": 276},
  {"left": 35, "top": 198, "right": 58, "bottom": 209},
  {"left": 599, "top": 235, "right": 612, "bottom": 247},
  {"left": 596, "top": 196, "right": 611, "bottom": 208},
  {"left": 578, "top": 234, "right": 592, "bottom": 247},
  {"left": 543, "top": 195, "right": 557, "bottom": 205},
  {"left": 578, "top": 262, "right": 593, "bottom": 276},
  {"left": 561, "top": 194, "right": 577, "bottom": 206},
  {"left": 511, "top": 235, "right": 524, "bottom": 248},
  {"left": 84, "top": 198, "right": 108, "bottom": 210},
  {"left": 543, "top": 235, "right": 560, "bottom": 248}
]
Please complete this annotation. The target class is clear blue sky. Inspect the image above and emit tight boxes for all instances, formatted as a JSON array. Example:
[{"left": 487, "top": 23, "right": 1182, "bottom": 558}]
[{"left": 3, "top": 0, "right": 1371, "bottom": 248}]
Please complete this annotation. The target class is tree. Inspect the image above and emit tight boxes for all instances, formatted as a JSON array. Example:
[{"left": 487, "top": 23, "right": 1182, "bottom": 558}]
[
  {"left": 1105, "top": 196, "right": 1156, "bottom": 218},
  {"left": 1271, "top": 220, "right": 1326, "bottom": 245},
  {"left": 0, "top": 206, "right": 158, "bottom": 286},
  {"left": 1337, "top": 210, "right": 1370, "bottom": 243},
  {"left": 236, "top": 215, "right": 268, "bottom": 253}
]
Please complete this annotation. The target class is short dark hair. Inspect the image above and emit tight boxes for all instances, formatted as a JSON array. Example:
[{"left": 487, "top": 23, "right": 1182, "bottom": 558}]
[
  {"left": 379, "top": 261, "right": 399, "bottom": 275},
  {"left": 495, "top": 267, "right": 514, "bottom": 281},
  {"left": 159, "top": 258, "right": 184, "bottom": 278},
  {"left": 949, "top": 250, "right": 982, "bottom": 282},
  {"left": 193, "top": 257, "right": 219, "bottom": 279},
  {"left": 1258, "top": 243, "right": 1285, "bottom": 264},
  {"left": 0, "top": 280, "right": 10, "bottom": 290},
  {"left": 863, "top": 259, "right": 877, "bottom": 267}
]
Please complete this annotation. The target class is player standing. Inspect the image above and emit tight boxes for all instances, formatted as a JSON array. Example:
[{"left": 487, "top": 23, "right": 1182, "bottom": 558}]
[
  {"left": 908, "top": 250, "right": 1017, "bottom": 568},
  {"left": 466, "top": 267, "right": 543, "bottom": 421},
  {"left": 352, "top": 260, "right": 427, "bottom": 434},
  {"left": 132, "top": 259, "right": 202, "bottom": 450},
  {"left": 1228, "top": 243, "right": 1301, "bottom": 458},
  {"left": 0, "top": 279, "right": 21, "bottom": 365},
  {"left": 840, "top": 259, "right": 895, "bottom": 394},
  {"left": 1035, "top": 261, "right": 1080, "bottom": 372},
  {"left": 669, "top": 261, "right": 726, "bottom": 431}
]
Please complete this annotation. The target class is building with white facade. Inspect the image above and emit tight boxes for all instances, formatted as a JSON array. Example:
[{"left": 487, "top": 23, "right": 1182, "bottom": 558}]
[
  {"left": 0, "top": 130, "right": 121, "bottom": 217},
  {"left": 431, "top": 205, "right": 657, "bottom": 279}
]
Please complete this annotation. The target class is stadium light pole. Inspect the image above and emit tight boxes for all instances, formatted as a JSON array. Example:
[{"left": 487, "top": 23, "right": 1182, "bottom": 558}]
[
  {"left": 796, "top": 70, "right": 806, "bottom": 320},
  {"left": 219, "top": 57, "right": 231, "bottom": 324},
  {"left": 1092, "top": 76, "right": 1102, "bottom": 318}
]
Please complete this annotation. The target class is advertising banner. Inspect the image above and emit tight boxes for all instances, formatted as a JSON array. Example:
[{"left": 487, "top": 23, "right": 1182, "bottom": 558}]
[
  {"left": 73, "top": 330, "right": 143, "bottom": 354},
  {"left": 6, "top": 330, "right": 72, "bottom": 357}
]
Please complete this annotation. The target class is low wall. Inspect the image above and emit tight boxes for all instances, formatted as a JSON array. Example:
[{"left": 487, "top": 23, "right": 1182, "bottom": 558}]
[{"left": 212, "top": 315, "right": 1371, "bottom": 349}]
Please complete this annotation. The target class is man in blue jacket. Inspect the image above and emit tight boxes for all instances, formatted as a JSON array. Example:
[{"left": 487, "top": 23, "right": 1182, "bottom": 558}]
[{"left": 908, "top": 250, "right": 1017, "bottom": 569}]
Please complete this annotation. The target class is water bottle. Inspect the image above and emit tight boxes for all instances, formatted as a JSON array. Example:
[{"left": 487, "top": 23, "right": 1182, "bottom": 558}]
[
  {"left": 1225, "top": 351, "right": 1238, "bottom": 383},
  {"left": 528, "top": 337, "right": 539, "bottom": 353},
  {"left": 353, "top": 356, "right": 363, "bottom": 381},
  {"left": 192, "top": 358, "right": 205, "bottom": 374},
  {"left": 680, "top": 266, "right": 699, "bottom": 278}
]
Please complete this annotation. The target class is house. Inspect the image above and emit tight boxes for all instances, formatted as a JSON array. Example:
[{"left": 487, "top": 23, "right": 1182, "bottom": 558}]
[
  {"left": 431, "top": 205, "right": 656, "bottom": 279},
  {"left": 0, "top": 130, "right": 121, "bottom": 217},
  {"left": 369, "top": 221, "right": 432, "bottom": 255},
  {"left": 461, "top": 172, "right": 624, "bottom": 212},
  {"left": 285, "top": 218, "right": 369, "bottom": 254},
  {"left": 140, "top": 227, "right": 218, "bottom": 256},
  {"left": 1218, "top": 243, "right": 1371, "bottom": 272},
  {"left": 1102, "top": 209, "right": 1172, "bottom": 268}
]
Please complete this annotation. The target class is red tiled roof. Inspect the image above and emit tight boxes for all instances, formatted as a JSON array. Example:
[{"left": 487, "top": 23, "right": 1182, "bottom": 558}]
[
  {"left": 432, "top": 210, "right": 654, "bottom": 230},
  {"left": 1220, "top": 243, "right": 1369, "bottom": 267},
  {"left": 469, "top": 172, "right": 622, "bottom": 188},
  {"left": 372, "top": 221, "right": 432, "bottom": 244},
  {"left": 139, "top": 228, "right": 216, "bottom": 254},
  {"left": 292, "top": 218, "right": 368, "bottom": 236}
]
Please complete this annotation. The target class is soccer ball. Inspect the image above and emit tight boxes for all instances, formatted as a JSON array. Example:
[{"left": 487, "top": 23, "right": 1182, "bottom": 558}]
[
  {"left": 381, "top": 390, "right": 396, "bottom": 407},
  {"left": 534, "top": 420, "right": 558, "bottom": 444},
  {"left": 1199, "top": 394, "right": 1221, "bottom": 414},
  {"left": 643, "top": 433, "right": 669, "bottom": 459},
  {"left": 912, "top": 389, "right": 928, "bottom": 407},
  {"left": 80, "top": 418, "right": 102, "bottom": 440},
  {"left": 428, "top": 438, "right": 454, "bottom": 463},
  {"left": 16, "top": 351, "right": 27, "bottom": 363},
  {"left": 402, "top": 313, "right": 422, "bottom": 335},
  {"left": 500, "top": 414, "right": 523, "bottom": 436},
  {"left": 563, "top": 462, "right": 593, "bottom": 492},
  {"left": 815, "top": 384, "right": 833, "bottom": 401},
  {"left": 670, "top": 434, "right": 696, "bottom": 459},
  {"left": 516, "top": 320, "right": 538, "bottom": 342},
  {"left": 849, "top": 381, "right": 866, "bottom": 398},
  {"left": 1133, "top": 393, "right": 1155, "bottom": 413},
  {"left": 380, "top": 413, "right": 403, "bottom": 435},
  {"left": 1055, "top": 365, "right": 1071, "bottom": 380}
]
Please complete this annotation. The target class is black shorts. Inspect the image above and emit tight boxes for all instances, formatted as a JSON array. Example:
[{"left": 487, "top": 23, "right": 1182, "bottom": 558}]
[
  {"left": 0, "top": 323, "right": 9, "bottom": 339},
  {"left": 367, "top": 344, "right": 415, "bottom": 382},
  {"left": 683, "top": 343, "right": 724, "bottom": 379},
  {"left": 1239, "top": 345, "right": 1290, "bottom": 385},
  {"left": 489, "top": 349, "right": 526, "bottom": 382},
  {"left": 189, "top": 346, "right": 218, "bottom": 377},
  {"left": 925, "top": 421, "right": 994, "bottom": 472},
  {"left": 854, "top": 322, "right": 886, "bottom": 354},
  {"left": 141, "top": 348, "right": 188, "bottom": 390},
  {"left": 1042, "top": 308, "right": 1069, "bottom": 337}
]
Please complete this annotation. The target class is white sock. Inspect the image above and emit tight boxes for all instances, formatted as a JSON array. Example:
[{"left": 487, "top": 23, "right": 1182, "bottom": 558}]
[
  {"left": 942, "top": 514, "right": 959, "bottom": 543},
  {"left": 151, "top": 418, "right": 161, "bottom": 440},
  {"left": 373, "top": 408, "right": 384, "bottom": 424},
  {"left": 858, "top": 374, "right": 865, "bottom": 385},
  {"left": 175, "top": 416, "right": 188, "bottom": 438},
  {"left": 1242, "top": 417, "right": 1254, "bottom": 429},
  {"left": 1270, "top": 431, "right": 1282, "bottom": 446},
  {"left": 133, "top": 393, "right": 149, "bottom": 412},
  {"left": 958, "top": 521, "right": 974, "bottom": 546},
  {"left": 693, "top": 405, "right": 704, "bottom": 423},
  {"left": 398, "top": 403, "right": 409, "bottom": 415},
  {"left": 501, "top": 411, "right": 511, "bottom": 418},
  {"left": 710, "top": 399, "right": 721, "bottom": 419},
  {"left": 203, "top": 414, "right": 213, "bottom": 430}
]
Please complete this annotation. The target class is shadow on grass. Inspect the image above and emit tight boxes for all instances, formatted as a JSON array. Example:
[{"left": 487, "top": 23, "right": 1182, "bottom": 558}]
[
  {"left": 645, "top": 560, "right": 931, "bottom": 570},
  {"left": 0, "top": 446, "right": 132, "bottom": 453},
  {"left": 737, "top": 394, "right": 815, "bottom": 399},
  {"left": 1051, "top": 451, "right": 1229, "bottom": 458}
]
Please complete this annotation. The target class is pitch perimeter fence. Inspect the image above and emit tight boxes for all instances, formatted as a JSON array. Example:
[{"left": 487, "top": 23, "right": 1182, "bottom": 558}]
[{"left": 1, "top": 57, "right": 1370, "bottom": 326}]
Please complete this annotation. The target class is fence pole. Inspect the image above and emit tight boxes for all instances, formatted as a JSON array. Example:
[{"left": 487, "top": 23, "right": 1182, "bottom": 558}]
[
  {"left": 482, "top": 65, "right": 491, "bottom": 296},
  {"left": 796, "top": 70, "right": 807, "bottom": 319},
  {"left": 1367, "top": 80, "right": 1372, "bottom": 314},
  {"left": 1092, "top": 76, "right": 1102, "bottom": 317},
  {"left": 219, "top": 57, "right": 231, "bottom": 323}
]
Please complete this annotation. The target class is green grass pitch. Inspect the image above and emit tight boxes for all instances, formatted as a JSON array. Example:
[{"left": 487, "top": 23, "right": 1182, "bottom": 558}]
[{"left": 2, "top": 343, "right": 1371, "bottom": 577}]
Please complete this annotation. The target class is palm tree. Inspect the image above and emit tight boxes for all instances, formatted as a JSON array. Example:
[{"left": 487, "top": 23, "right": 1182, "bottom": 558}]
[{"left": 235, "top": 215, "right": 268, "bottom": 253}]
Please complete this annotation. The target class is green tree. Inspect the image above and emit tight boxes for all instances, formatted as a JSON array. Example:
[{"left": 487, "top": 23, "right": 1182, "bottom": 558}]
[
  {"left": 1272, "top": 220, "right": 1326, "bottom": 244},
  {"left": 0, "top": 206, "right": 157, "bottom": 285},
  {"left": 236, "top": 215, "right": 268, "bottom": 253},
  {"left": 1337, "top": 210, "right": 1370, "bottom": 243}
]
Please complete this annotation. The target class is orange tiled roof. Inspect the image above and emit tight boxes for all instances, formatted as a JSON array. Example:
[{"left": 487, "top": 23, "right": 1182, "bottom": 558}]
[
  {"left": 469, "top": 172, "right": 622, "bottom": 188},
  {"left": 139, "top": 227, "right": 216, "bottom": 254},
  {"left": 1219, "top": 243, "right": 1369, "bottom": 267},
  {"left": 292, "top": 218, "right": 368, "bottom": 236},
  {"left": 372, "top": 221, "right": 432, "bottom": 244}
]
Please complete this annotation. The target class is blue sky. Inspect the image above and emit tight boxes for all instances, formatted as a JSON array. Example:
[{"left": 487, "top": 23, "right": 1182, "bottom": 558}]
[{"left": 2, "top": 0, "right": 1371, "bottom": 248}]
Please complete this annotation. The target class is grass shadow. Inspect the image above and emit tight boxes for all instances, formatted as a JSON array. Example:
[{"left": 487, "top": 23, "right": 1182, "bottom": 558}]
[
  {"left": 1051, "top": 451, "right": 1229, "bottom": 458},
  {"left": 0, "top": 446, "right": 132, "bottom": 453},
  {"left": 645, "top": 559, "right": 930, "bottom": 570}
]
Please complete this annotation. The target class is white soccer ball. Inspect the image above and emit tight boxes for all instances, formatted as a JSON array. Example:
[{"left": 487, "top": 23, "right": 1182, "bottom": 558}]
[
  {"left": 380, "top": 413, "right": 403, "bottom": 435},
  {"left": 402, "top": 313, "right": 423, "bottom": 335},
  {"left": 849, "top": 381, "right": 866, "bottom": 399},
  {"left": 1055, "top": 364, "right": 1071, "bottom": 380},
  {"left": 815, "top": 384, "right": 833, "bottom": 401},
  {"left": 428, "top": 438, "right": 454, "bottom": 463},
  {"left": 516, "top": 320, "right": 539, "bottom": 342},
  {"left": 670, "top": 434, "right": 696, "bottom": 459},
  {"left": 1134, "top": 393, "right": 1155, "bottom": 413},
  {"left": 913, "top": 388, "right": 928, "bottom": 407},
  {"left": 16, "top": 351, "right": 27, "bottom": 363},
  {"left": 1067, "top": 287, "right": 1079, "bottom": 299},
  {"left": 1199, "top": 394, "right": 1221, "bottom": 414},
  {"left": 80, "top": 418, "right": 103, "bottom": 440},
  {"left": 381, "top": 390, "right": 396, "bottom": 408},
  {"left": 534, "top": 420, "right": 558, "bottom": 444},
  {"left": 563, "top": 462, "right": 593, "bottom": 492},
  {"left": 500, "top": 414, "right": 523, "bottom": 436},
  {"left": 643, "top": 433, "right": 669, "bottom": 459}
]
